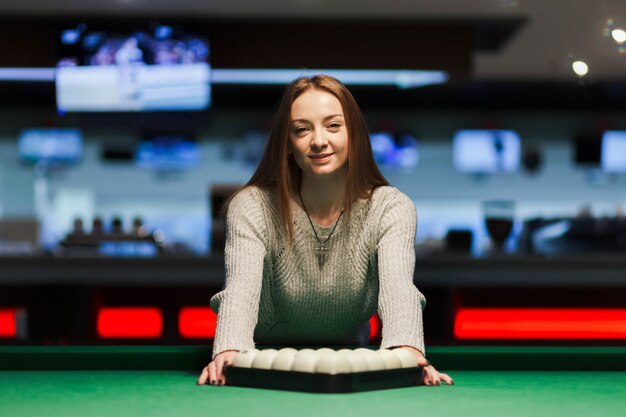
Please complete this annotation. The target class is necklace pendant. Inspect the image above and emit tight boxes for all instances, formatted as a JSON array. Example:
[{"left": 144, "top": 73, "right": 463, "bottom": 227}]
[
  {"left": 315, "top": 245, "right": 329, "bottom": 252},
  {"left": 316, "top": 246, "right": 327, "bottom": 268}
]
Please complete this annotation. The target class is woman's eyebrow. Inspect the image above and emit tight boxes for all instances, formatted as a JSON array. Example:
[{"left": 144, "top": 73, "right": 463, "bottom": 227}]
[
  {"left": 290, "top": 114, "right": 344, "bottom": 124},
  {"left": 323, "top": 114, "right": 344, "bottom": 121}
]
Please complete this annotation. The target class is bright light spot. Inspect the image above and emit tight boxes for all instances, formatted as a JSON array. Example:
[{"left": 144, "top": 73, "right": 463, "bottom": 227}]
[
  {"left": 612, "top": 29, "right": 626, "bottom": 44},
  {"left": 138, "top": 226, "right": 150, "bottom": 238},
  {"left": 153, "top": 230, "right": 166, "bottom": 243},
  {"left": 572, "top": 61, "right": 589, "bottom": 77}
]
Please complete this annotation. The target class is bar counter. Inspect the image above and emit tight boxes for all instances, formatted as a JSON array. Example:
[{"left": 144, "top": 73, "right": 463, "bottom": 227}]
[
  {"left": 1, "top": 254, "right": 626, "bottom": 287},
  {"left": 2, "top": 254, "right": 625, "bottom": 344}
]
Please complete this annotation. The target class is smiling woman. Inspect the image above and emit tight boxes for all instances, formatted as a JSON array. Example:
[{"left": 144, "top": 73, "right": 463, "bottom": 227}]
[
  {"left": 289, "top": 95, "right": 349, "bottom": 181},
  {"left": 243, "top": 74, "right": 388, "bottom": 240},
  {"left": 288, "top": 89, "right": 349, "bottom": 226},
  {"left": 198, "top": 74, "right": 452, "bottom": 388}
]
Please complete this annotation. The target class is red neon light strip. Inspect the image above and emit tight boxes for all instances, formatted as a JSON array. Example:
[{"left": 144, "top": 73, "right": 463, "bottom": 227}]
[
  {"left": 0, "top": 309, "right": 17, "bottom": 338},
  {"left": 97, "top": 307, "right": 162, "bottom": 338},
  {"left": 369, "top": 313, "right": 382, "bottom": 341},
  {"left": 179, "top": 307, "right": 217, "bottom": 338},
  {"left": 177, "top": 308, "right": 383, "bottom": 340},
  {"left": 455, "top": 308, "right": 626, "bottom": 339}
]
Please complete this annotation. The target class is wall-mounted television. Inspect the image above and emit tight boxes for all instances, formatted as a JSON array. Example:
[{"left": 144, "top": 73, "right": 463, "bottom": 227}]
[
  {"left": 370, "top": 131, "right": 419, "bottom": 169},
  {"left": 18, "top": 128, "right": 83, "bottom": 166},
  {"left": 135, "top": 134, "right": 200, "bottom": 172},
  {"left": 453, "top": 129, "right": 521, "bottom": 174},
  {"left": 55, "top": 23, "right": 211, "bottom": 112},
  {"left": 601, "top": 130, "right": 626, "bottom": 173}
]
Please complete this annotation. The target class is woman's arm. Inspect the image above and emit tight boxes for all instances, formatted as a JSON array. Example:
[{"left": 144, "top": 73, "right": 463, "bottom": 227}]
[
  {"left": 210, "top": 188, "right": 268, "bottom": 359},
  {"left": 376, "top": 190, "right": 453, "bottom": 385},
  {"left": 376, "top": 189, "right": 426, "bottom": 354},
  {"left": 198, "top": 188, "right": 268, "bottom": 385}
]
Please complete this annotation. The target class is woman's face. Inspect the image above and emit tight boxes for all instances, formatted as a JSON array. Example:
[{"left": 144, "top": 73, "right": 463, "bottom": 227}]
[{"left": 288, "top": 88, "right": 349, "bottom": 179}]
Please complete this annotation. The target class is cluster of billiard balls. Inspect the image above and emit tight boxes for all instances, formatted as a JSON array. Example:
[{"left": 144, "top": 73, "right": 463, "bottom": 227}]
[{"left": 231, "top": 348, "right": 419, "bottom": 374}]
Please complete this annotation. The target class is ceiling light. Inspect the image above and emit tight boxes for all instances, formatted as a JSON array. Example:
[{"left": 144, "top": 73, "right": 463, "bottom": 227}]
[
  {"left": 612, "top": 29, "right": 626, "bottom": 44},
  {"left": 0, "top": 67, "right": 449, "bottom": 89},
  {"left": 572, "top": 61, "right": 589, "bottom": 77},
  {"left": 211, "top": 69, "right": 448, "bottom": 88}
]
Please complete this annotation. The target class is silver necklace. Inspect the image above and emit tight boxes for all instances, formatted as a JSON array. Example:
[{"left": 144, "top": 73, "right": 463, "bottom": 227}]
[{"left": 298, "top": 189, "right": 344, "bottom": 254}]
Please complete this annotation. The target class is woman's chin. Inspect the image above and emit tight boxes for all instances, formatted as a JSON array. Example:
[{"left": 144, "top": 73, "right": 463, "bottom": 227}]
[{"left": 304, "top": 167, "right": 346, "bottom": 179}]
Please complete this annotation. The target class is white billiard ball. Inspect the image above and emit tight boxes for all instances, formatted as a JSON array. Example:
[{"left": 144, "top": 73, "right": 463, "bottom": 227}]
[
  {"left": 346, "top": 353, "right": 369, "bottom": 372},
  {"left": 391, "top": 348, "right": 419, "bottom": 368},
  {"left": 315, "top": 355, "right": 353, "bottom": 374},
  {"left": 336, "top": 349, "right": 353, "bottom": 357},
  {"left": 316, "top": 348, "right": 336, "bottom": 356},
  {"left": 360, "top": 350, "right": 386, "bottom": 371},
  {"left": 291, "top": 350, "right": 320, "bottom": 373},
  {"left": 377, "top": 349, "right": 403, "bottom": 369},
  {"left": 251, "top": 349, "right": 279, "bottom": 370},
  {"left": 272, "top": 348, "right": 298, "bottom": 371},
  {"left": 232, "top": 349, "right": 260, "bottom": 368}
]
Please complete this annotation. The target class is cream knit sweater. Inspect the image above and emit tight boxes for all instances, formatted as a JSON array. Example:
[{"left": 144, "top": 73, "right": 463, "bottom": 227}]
[{"left": 210, "top": 185, "right": 426, "bottom": 359}]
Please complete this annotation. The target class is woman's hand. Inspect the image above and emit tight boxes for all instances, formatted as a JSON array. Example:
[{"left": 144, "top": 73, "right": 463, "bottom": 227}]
[
  {"left": 393, "top": 346, "right": 454, "bottom": 386},
  {"left": 421, "top": 361, "right": 454, "bottom": 386},
  {"left": 197, "top": 350, "right": 239, "bottom": 386}
]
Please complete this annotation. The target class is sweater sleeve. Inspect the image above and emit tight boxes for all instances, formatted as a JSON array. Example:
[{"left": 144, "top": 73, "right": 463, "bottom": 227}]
[
  {"left": 376, "top": 189, "right": 427, "bottom": 354},
  {"left": 209, "top": 187, "right": 267, "bottom": 359}
]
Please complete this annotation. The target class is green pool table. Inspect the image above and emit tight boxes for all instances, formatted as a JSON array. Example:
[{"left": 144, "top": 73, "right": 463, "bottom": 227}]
[{"left": 1, "top": 346, "right": 626, "bottom": 417}]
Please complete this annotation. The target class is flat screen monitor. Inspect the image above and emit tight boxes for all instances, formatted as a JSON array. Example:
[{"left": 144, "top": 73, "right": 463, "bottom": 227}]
[
  {"left": 55, "top": 23, "right": 211, "bottom": 112},
  {"left": 370, "top": 131, "right": 419, "bottom": 169},
  {"left": 453, "top": 129, "right": 521, "bottom": 174},
  {"left": 601, "top": 130, "right": 626, "bottom": 173},
  {"left": 18, "top": 128, "right": 83, "bottom": 165},
  {"left": 135, "top": 135, "right": 200, "bottom": 171}
]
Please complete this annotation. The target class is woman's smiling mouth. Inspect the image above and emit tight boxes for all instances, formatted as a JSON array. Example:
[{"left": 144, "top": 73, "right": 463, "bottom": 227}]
[{"left": 309, "top": 153, "right": 334, "bottom": 164}]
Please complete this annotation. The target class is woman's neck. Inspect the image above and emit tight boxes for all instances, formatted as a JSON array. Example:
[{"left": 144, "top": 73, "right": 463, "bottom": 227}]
[{"left": 298, "top": 173, "right": 346, "bottom": 225}]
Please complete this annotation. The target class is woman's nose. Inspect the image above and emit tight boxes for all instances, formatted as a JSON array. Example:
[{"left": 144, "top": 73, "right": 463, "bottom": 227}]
[{"left": 310, "top": 129, "right": 328, "bottom": 150}]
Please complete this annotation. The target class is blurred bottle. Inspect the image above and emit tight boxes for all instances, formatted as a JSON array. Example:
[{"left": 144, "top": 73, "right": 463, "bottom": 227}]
[
  {"left": 483, "top": 200, "right": 515, "bottom": 255},
  {"left": 72, "top": 217, "right": 85, "bottom": 235},
  {"left": 92, "top": 217, "right": 104, "bottom": 235},
  {"left": 132, "top": 216, "right": 144, "bottom": 236},
  {"left": 111, "top": 216, "right": 123, "bottom": 235}
]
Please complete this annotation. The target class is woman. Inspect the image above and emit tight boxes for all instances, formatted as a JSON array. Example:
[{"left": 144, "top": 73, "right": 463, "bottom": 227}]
[{"left": 198, "top": 74, "right": 452, "bottom": 387}]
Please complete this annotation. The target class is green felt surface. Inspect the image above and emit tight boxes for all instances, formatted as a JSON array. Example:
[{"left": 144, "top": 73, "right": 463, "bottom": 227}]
[
  {"left": 1, "top": 370, "right": 625, "bottom": 417},
  {"left": 3, "top": 345, "right": 626, "bottom": 370}
]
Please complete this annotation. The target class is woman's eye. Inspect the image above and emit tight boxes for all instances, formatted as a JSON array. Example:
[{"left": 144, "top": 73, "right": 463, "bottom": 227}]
[
  {"left": 328, "top": 123, "right": 341, "bottom": 129},
  {"left": 294, "top": 127, "right": 308, "bottom": 134}
]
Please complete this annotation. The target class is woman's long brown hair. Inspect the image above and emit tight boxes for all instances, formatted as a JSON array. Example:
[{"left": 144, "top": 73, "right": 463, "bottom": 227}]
[{"left": 234, "top": 74, "right": 389, "bottom": 241}]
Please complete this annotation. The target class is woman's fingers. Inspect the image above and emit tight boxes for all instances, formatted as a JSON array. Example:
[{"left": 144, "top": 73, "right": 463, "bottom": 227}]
[
  {"left": 197, "top": 365, "right": 210, "bottom": 385},
  {"left": 197, "top": 361, "right": 223, "bottom": 386},
  {"left": 208, "top": 362, "right": 218, "bottom": 385},
  {"left": 429, "top": 370, "right": 441, "bottom": 386},
  {"left": 422, "top": 365, "right": 447, "bottom": 386},
  {"left": 198, "top": 351, "right": 240, "bottom": 387},
  {"left": 217, "top": 357, "right": 226, "bottom": 385},
  {"left": 439, "top": 372, "right": 454, "bottom": 385}
]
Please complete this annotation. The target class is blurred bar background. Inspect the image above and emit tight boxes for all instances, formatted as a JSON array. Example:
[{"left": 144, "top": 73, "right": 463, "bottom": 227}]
[{"left": 1, "top": 0, "right": 626, "bottom": 346}]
